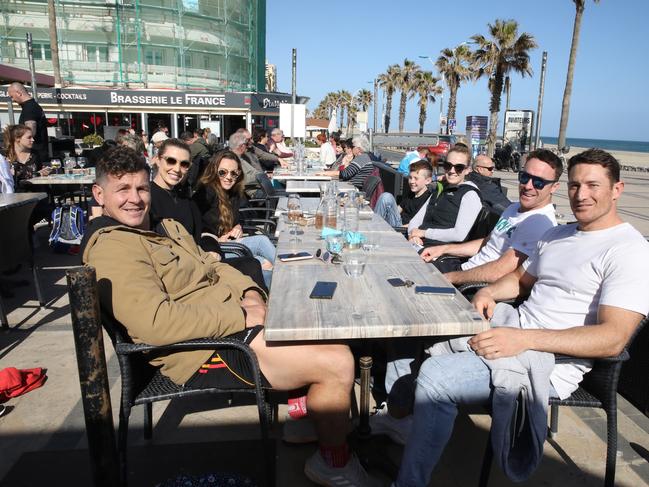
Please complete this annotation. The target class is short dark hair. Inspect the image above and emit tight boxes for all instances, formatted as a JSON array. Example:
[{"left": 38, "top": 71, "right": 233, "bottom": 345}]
[
  {"left": 568, "top": 148, "right": 620, "bottom": 183},
  {"left": 409, "top": 160, "right": 433, "bottom": 178},
  {"left": 96, "top": 146, "right": 149, "bottom": 185},
  {"left": 179, "top": 131, "right": 194, "bottom": 142},
  {"left": 194, "top": 127, "right": 205, "bottom": 137},
  {"left": 252, "top": 127, "right": 267, "bottom": 143},
  {"left": 330, "top": 131, "right": 341, "bottom": 144},
  {"left": 526, "top": 148, "right": 563, "bottom": 180},
  {"left": 158, "top": 138, "right": 191, "bottom": 159}
]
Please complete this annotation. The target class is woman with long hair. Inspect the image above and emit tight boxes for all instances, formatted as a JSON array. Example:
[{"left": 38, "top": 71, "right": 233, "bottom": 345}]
[
  {"left": 193, "top": 150, "right": 276, "bottom": 286},
  {"left": 2, "top": 124, "right": 50, "bottom": 189},
  {"left": 148, "top": 139, "right": 268, "bottom": 292}
]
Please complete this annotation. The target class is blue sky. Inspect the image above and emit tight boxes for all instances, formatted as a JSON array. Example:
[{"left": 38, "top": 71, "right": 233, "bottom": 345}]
[{"left": 266, "top": 0, "right": 649, "bottom": 142}]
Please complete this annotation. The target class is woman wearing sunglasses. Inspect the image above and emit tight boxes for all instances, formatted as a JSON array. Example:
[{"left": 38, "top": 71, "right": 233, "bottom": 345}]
[
  {"left": 149, "top": 139, "right": 267, "bottom": 292},
  {"left": 408, "top": 144, "right": 482, "bottom": 248},
  {"left": 193, "top": 151, "right": 276, "bottom": 287}
]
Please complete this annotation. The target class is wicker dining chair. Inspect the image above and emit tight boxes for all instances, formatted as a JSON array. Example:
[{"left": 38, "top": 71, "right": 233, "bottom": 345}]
[{"left": 67, "top": 265, "right": 276, "bottom": 487}]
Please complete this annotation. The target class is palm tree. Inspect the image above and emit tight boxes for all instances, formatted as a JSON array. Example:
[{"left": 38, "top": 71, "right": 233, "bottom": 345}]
[
  {"left": 396, "top": 59, "right": 421, "bottom": 132},
  {"left": 412, "top": 71, "right": 442, "bottom": 134},
  {"left": 377, "top": 64, "right": 400, "bottom": 133},
  {"left": 355, "top": 89, "right": 373, "bottom": 112},
  {"left": 436, "top": 44, "right": 473, "bottom": 126},
  {"left": 558, "top": 0, "right": 600, "bottom": 150},
  {"left": 472, "top": 19, "right": 537, "bottom": 155},
  {"left": 338, "top": 90, "right": 353, "bottom": 134}
]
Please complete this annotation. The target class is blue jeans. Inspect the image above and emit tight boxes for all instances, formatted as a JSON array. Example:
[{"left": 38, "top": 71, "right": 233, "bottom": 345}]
[
  {"left": 395, "top": 303, "right": 558, "bottom": 487},
  {"left": 395, "top": 351, "right": 493, "bottom": 487},
  {"left": 374, "top": 193, "right": 402, "bottom": 227},
  {"left": 232, "top": 235, "right": 275, "bottom": 288}
]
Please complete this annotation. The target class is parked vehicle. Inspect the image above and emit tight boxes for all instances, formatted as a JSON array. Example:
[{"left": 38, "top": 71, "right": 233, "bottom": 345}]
[{"left": 427, "top": 134, "right": 457, "bottom": 160}]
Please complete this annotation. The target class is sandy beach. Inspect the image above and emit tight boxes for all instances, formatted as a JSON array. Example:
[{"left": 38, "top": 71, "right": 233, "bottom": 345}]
[{"left": 544, "top": 144, "right": 649, "bottom": 169}]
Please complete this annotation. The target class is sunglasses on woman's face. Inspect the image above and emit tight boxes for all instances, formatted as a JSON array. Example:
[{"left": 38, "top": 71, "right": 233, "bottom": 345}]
[
  {"left": 161, "top": 155, "right": 191, "bottom": 169},
  {"left": 518, "top": 171, "right": 557, "bottom": 189},
  {"left": 443, "top": 162, "right": 467, "bottom": 173},
  {"left": 218, "top": 169, "right": 241, "bottom": 179}
]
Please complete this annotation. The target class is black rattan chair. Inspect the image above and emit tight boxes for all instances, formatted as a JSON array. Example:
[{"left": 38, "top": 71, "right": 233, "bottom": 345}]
[
  {"left": 479, "top": 317, "right": 647, "bottom": 487},
  {"left": 0, "top": 198, "right": 44, "bottom": 328},
  {"left": 67, "top": 266, "right": 275, "bottom": 487}
]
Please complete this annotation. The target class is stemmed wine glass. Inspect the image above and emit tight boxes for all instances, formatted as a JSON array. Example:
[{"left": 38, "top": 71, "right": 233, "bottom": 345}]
[
  {"left": 287, "top": 193, "right": 303, "bottom": 243},
  {"left": 50, "top": 158, "right": 61, "bottom": 175},
  {"left": 77, "top": 157, "right": 87, "bottom": 170}
]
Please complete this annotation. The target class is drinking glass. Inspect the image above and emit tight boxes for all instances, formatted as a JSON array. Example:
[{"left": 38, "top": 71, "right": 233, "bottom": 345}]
[
  {"left": 287, "top": 193, "right": 302, "bottom": 243},
  {"left": 362, "top": 234, "right": 380, "bottom": 253},
  {"left": 77, "top": 157, "right": 87, "bottom": 169},
  {"left": 343, "top": 250, "right": 366, "bottom": 279},
  {"left": 50, "top": 158, "right": 61, "bottom": 175}
]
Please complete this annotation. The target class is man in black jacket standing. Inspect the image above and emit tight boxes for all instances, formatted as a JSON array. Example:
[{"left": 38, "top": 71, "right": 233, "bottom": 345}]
[{"left": 8, "top": 82, "right": 49, "bottom": 161}]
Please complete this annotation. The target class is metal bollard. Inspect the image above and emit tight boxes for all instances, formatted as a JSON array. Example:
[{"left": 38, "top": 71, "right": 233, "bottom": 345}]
[{"left": 66, "top": 266, "right": 121, "bottom": 487}]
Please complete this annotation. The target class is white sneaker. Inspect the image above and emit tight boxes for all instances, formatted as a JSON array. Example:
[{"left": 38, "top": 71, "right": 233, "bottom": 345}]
[
  {"left": 369, "top": 404, "right": 413, "bottom": 446},
  {"left": 304, "top": 451, "right": 381, "bottom": 487}
]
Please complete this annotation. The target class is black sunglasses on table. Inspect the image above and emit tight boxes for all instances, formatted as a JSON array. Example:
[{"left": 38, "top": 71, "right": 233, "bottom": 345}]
[
  {"left": 518, "top": 171, "right": 557, "bottom": 189},
  {"left": 442, "top": 162, "right": 468, "bottom": 173},
  {"left": 161, "top": 155, "right": 191, "bottom": 169}
]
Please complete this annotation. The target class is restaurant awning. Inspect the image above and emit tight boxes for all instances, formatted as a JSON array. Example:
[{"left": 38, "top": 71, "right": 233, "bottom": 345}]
[{"left": 0, "top": 63, "right": 55, "bottom": 86}]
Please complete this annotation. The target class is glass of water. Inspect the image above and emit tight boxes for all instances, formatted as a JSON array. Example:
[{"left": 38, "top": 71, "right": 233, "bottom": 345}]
[{"left": 343, "top": 250, "right": 366, "bottom": 278}]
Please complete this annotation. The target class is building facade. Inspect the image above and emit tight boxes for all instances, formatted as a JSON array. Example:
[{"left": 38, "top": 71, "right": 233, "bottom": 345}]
[{"left": 0, "top": 0, "right": 266, "bottom": 91}]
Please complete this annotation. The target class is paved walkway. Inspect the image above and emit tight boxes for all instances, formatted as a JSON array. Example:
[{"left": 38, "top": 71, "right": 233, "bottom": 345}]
[{"left": 2, "top": 167, "right": 649, "bottom": 485}]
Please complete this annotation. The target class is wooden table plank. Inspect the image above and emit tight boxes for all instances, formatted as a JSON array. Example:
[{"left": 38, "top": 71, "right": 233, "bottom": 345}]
[
  {"left": 265, "top": 261, "right": 486, "bottom": 341},
  {"left": 28, "top": 175, "right": 95, "bottom": 185},
  {"left": 286, "top": 180, "right": 355, "bottom": 194}
]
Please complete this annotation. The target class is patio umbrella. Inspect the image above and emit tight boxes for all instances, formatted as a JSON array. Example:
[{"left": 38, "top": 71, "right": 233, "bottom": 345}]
[{"left": 327, "top": 109, "right": 338, "bottom": 134}]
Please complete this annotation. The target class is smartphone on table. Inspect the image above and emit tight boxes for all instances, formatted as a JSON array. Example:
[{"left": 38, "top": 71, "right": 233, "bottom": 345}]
[
  {"left": 309, "top": 281, "right": 337, "bottom": 299},
  {"left": 278, "top": 251, "right": 314, "bottom": 262},
  {"left": 414, "top": 286, "right": 456, "bottom": 296}
]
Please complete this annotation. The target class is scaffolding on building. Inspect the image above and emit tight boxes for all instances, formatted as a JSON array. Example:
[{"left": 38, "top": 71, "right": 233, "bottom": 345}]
[{"left": 0, "top": 0, "right": 265, "bottom": 91}]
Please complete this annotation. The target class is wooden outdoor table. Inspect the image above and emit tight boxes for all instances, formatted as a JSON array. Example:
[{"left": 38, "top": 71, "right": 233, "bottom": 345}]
[
  {"left": 26, "top": 174, "right": 95, "bottom": 208},
  {"left": 272, "top": 170, "right": 331, "bottom": 181},
  {"left": 286, "top": 180, "right": 355, "bottom": 194},
  {"left": 27, "top": 174, "right": 95, "bottom": 185},
  {"left": 265, "top": 199, "right": 488, "bottom": 436},
  {"left": 0, "top": 192, "right": 48, "bottom": 211}
]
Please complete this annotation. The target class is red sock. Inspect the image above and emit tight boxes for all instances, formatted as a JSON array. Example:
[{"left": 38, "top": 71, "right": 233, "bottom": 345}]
[
  {"left": 319, "top": 443, "right": 351, "bottom": 468},
  {"left": 287, "top": 395, "right": 308, "bottom": 419}
]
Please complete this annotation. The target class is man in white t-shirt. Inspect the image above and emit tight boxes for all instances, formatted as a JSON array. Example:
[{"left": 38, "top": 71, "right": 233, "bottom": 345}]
[
  {"left": 393, "top": 148, "right": 649, "bottom": 487},
  {"left": 420, "top": 149, "right": 562, "bottom": 284}
]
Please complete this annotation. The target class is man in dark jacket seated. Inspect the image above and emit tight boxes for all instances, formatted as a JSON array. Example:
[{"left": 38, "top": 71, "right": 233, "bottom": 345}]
[
  {"left": 466, "top": 154, "right": 511, "bottom": 215},
  {"left": 80, "top": 147, "right": 377, "bottom": 487}
]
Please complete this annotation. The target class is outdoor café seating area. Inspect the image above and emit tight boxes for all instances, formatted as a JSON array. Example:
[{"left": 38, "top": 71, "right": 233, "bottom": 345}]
[{"left": 2, "top": 141, "right": 649, "bottom": 487}]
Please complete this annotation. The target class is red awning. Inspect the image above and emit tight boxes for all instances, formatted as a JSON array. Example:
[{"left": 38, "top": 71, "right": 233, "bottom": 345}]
[{"left": 0, "top": 63, "right": 55, "bottom": 86}]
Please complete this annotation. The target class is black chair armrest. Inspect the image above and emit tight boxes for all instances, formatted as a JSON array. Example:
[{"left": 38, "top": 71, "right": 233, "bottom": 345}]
[
  {"left": 220, "top": 242, "right": 254, "bottom": 258},
  {"left": 115, "top": 337, "right": 256, "bottom": 355},
  {"left": 457, "top": 282, "right": 489, "bottom": 294}
]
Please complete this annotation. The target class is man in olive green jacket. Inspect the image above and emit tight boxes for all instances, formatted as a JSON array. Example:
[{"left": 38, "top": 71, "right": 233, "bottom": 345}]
[{"left": 82, "top": 146, "right": 378, "bottom": 487}]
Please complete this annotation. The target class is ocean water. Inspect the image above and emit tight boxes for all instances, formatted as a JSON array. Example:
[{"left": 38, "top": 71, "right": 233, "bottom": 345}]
[{"left": 541, "top": 136, "right": 649, "bottom": 153}]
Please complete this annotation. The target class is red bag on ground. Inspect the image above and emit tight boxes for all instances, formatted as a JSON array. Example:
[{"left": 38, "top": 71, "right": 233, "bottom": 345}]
[{"left": 0, "top": 367, "right": 48, "bottom": 403}]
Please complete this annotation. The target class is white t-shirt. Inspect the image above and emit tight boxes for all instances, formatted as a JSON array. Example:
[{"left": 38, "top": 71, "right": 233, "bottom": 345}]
[
  {"left": 462, "top": 202, "right": 557, "bottom": 270},
  {"left": 518, "top": 222, "right": 649, "bottom": 399},
  {"left": 320, "top": 142, "right": 337, "bottom": 166}
]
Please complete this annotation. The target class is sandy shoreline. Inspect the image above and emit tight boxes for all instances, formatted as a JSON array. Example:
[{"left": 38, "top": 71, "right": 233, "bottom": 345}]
[{"left": 544, "top": 144, "right": 649, "bottom": 169}]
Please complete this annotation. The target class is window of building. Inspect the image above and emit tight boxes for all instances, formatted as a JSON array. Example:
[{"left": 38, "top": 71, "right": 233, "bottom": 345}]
[
  {"left": 145, "top": 48, "right": 164, "bottom": 66},
  {"left": 85, "top": 45, "right": 109, "bottom": 63},
  {"left": 33, "top": 43, "right": 52, "bottom": 60}
]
